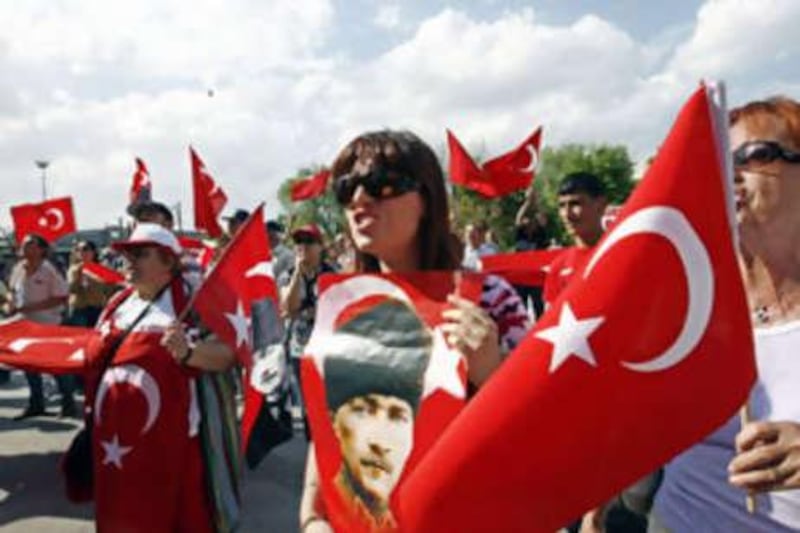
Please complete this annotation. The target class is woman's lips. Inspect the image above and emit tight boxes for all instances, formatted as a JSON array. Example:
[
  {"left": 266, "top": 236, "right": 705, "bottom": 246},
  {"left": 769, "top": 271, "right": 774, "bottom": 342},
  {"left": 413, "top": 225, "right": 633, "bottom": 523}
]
[{"left": 352, "top": 209, "right": 377, "bottom": 231}]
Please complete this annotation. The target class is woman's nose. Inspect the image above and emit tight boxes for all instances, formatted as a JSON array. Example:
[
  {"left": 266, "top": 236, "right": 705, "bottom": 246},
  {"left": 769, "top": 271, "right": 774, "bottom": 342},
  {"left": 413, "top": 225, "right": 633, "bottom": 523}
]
[{"left": 350, "top": 184, "right": 374, "bottom": 206}]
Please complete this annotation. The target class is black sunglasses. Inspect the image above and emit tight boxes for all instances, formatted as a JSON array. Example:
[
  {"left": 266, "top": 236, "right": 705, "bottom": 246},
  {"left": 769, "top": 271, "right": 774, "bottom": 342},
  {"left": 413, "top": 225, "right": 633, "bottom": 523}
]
[
  {"left": 125, "top": 247, "right": 155, "bottom": 260},
  {"left": 732, "top": 140, "right": 800, "bottom": 167},
  {"left": 334, "top": 167, "right": 419, "bottom": 205}
]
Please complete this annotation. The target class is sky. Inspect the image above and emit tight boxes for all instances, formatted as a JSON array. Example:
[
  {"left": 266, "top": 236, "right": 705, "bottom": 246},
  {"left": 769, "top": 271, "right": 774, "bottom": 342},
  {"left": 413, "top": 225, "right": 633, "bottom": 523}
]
[{"left": 0, "top": 0, "right": 798, "bottom": 232}]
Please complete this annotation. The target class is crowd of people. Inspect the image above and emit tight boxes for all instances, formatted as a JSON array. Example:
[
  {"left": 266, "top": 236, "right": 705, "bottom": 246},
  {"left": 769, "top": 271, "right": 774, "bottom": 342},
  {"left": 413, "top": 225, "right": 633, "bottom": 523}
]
[{"left": 0, "top": 94, "right": 799, "bottom": 532}]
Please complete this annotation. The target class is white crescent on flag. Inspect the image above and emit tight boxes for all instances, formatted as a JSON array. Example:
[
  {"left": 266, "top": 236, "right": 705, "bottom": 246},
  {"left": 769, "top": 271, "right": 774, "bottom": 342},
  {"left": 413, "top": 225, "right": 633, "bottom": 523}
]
[{"left": 584, "top": 206, "right": 714, "bottom": 372}]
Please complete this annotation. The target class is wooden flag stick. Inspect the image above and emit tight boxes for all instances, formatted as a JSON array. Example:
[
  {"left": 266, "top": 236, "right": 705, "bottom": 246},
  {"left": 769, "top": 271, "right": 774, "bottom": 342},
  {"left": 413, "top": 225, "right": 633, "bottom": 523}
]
[{"left": 739, "top": 402, "right": 756, "bottom": 514}]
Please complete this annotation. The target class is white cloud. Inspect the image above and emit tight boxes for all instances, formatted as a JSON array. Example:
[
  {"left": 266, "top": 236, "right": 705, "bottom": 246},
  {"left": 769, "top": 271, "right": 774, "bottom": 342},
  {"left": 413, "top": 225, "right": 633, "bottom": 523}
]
[
  {"left": 374, "top": 4, "right": 401, "bottom": 30},
  {"left": 0, "top": 0, "right": 798, "bottom": 232}
]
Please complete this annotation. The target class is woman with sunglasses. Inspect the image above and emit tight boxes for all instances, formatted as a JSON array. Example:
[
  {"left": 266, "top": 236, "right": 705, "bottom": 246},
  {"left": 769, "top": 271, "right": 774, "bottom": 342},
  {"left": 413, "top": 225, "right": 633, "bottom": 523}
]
[
  {"left": 299, "top": 130, "right": 529, "bottom": 532},
  {"left": 651, "top": 97, "right": 800, "bottom": 531}
]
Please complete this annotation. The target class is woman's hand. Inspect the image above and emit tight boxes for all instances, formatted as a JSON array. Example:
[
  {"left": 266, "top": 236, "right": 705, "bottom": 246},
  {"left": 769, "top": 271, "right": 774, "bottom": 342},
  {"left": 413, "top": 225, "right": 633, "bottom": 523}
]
[
  {"left": 161, "top": 321, "right": 191, "bottom": 365},
  {"left": 440, "top": 294, "right": 500, "bottom": 387},
  {"left": 729, "top": 420, "right": 800, "bottom": 492}
]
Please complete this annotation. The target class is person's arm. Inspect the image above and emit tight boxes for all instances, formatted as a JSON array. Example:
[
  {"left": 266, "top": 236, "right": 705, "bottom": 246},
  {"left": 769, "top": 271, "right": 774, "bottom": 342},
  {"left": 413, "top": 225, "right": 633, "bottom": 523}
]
[
  {"left": 515, "top": 186, "right": 538, "bottom": 226},
  {"left": 729, "top": 420, "right": 800, "bottom": 491},
  {"left": 14, "top": 295, "right": 68, "bottom": 314},
  {"left": 281, "top": 267, "right": 305, "bottom": 318},
  {"left": 300, "top": 445, "right": 333, "bottom": 532},
  {"left": 161, "top": 322, "right": 236, "bottom": 372},
  {"left": 67, "top": 264, "right": 84, "bottom": 293}
]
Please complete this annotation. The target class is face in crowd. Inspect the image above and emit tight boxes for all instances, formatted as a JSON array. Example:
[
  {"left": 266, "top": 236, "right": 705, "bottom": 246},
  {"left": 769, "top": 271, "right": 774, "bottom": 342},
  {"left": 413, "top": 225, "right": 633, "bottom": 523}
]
[
  {"left": 330, "top": 129, "right": 459, "bottom": 271},
  {"left": 121, "top": 245, "right": 175, "bottom": 286},
  {"left": 556, "top": 172, "right": 607, "bottom": 247},
  {"left": 730, "top": 97, "right": 800, "bottom": 236},
  {"left": 333, "top": 392, "right": 415, "bottom": 506}
]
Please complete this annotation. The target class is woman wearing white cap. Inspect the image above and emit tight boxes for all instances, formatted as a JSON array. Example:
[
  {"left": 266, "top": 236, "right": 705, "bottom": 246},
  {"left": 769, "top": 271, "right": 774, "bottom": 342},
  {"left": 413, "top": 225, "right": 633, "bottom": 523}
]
[{"left": 82, "top": 223, "right": 235, "bottom": 532}]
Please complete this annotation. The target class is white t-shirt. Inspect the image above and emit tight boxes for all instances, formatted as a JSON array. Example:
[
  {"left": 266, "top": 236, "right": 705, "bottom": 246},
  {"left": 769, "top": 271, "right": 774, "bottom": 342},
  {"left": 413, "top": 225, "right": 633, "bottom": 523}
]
[
  {"left": 654, "top": 320, "right": 800, "bottom": 532},
  {"left": 8, "top": 260, "right": 68, "bottom": 324}
]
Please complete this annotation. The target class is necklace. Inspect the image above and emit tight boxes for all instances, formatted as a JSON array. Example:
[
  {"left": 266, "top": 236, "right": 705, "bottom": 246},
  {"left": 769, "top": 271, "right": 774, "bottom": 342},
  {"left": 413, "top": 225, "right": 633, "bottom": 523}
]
[{"left": 753, "top": 306, "right": 771, "bottom": 325}]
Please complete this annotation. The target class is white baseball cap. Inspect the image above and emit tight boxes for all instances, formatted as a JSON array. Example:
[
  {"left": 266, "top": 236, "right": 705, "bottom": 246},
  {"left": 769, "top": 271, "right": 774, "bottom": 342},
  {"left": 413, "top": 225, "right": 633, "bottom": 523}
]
[{"left": 112, "top": 223, "right": 183, "bottom": 256}]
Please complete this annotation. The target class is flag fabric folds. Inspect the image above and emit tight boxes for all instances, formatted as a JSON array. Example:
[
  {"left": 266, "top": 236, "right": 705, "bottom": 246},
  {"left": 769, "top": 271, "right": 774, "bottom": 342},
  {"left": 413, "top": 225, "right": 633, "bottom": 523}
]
[
  {"left": 10, "top": 196, "right": 77, "bottom": 243},
  {"left": 82, "top": 262, "right": 125, "bottom": 285},
  {"left": 291, "top": 169, "right": 331, "bottom": 202},
  {"left": 447, "top": 127, "right": 542, "bottom": 198},
  {"left": 400, "top": 85, "right": 756, "bottom": 531},
  {"left": 480, "top": 248, "right": 565, "bottom": 287},
  {"left": 191, "top": 147, "right": 228, "bottom": 238},
  {"left": 0, "top": 317, "right": 92, "bottom": 373}
]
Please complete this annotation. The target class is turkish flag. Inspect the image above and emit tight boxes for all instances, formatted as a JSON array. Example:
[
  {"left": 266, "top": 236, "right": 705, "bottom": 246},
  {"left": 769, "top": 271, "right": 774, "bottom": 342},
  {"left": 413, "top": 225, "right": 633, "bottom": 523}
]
[
  {"left": 129, "top": 157, "right": 152, "bottom": 206},
  {"left": 178, "top": 236, "right": 215, "bottom": 270},
  {"left": 190, "top": 204, "right": 285, "bottom": 465},
  {"left": 447, "top": 127, "right": 542, "bottom": 198},
  {"left": 83, "top": 262, "right": 125, "bottom": 285},
  {"left": 191, "top": 147, "right": 228, "bottom": 238},
  {"left": 10, "top": 196, "right": 77, "bottom": 243},
  {"left": 0, "top": 317, "right": 92, "bottom": 373},
  {"left": 300, "top": 272, "right": 483, "bottom": 533},
  {"left": 480, "top": 248, "right": 565, "bottom": 287},
  {"left": 400, "top": 85, "right": 756, "bottom": 531},
  {"left": 291, "top": 169, "right": 331, "bottom": 202}
]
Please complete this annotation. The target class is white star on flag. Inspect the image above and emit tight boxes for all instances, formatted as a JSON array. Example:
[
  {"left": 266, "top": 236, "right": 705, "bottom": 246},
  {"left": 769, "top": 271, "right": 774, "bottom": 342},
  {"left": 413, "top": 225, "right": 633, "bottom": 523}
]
[
  {"left": 101, "top": 434, "right": 132, "bottom": 469},
  {"left": 225, "top": 300, "right": 251, "bottom": 349},
  {"left": 245, "top": 261, "right": 274, "bottom": 279},
  {"left": 535, "top": 302, "right": 605, "bottom": 373},
  {"left": 422, "top": 327, "right": 466, "bottom": 399}
]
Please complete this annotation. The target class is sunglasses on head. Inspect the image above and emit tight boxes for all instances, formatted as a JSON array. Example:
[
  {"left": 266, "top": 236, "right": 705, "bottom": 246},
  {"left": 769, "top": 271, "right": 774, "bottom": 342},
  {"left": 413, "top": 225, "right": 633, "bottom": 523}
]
[
  {"left": 732, "top": 140, "right": 800, "bottom": 167},
  {"left": 334, "top": 167, "right": 419, "bottom": 205}
]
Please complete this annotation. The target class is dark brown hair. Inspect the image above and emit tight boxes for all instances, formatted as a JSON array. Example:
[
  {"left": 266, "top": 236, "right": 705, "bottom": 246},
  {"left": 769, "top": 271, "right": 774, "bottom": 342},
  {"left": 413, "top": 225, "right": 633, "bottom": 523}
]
[
  {"left": 730, "top": 96, "right": 800, "bottom": 149},
  {"left": 331, "top": 130, "right": 459, "bottom": 272}
]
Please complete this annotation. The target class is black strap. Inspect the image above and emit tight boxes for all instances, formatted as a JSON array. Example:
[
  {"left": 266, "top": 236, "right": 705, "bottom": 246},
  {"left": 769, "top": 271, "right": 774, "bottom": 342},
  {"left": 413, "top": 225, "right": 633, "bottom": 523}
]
[{"left": 91, "top": 277, "right": 176, "bottom": 390}]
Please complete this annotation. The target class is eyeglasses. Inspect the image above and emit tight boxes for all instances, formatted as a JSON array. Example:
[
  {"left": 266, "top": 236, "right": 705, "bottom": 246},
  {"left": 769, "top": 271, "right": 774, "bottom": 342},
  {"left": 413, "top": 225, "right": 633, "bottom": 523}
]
[
  {"left": 125, "top": 247, "right": 155, "bottom": 260},
  {"left": 334, "top": 168, "right": 419, "bottom": 205},
  {"left": 732, "top": 140, "right": 800, "bottom": 167}
]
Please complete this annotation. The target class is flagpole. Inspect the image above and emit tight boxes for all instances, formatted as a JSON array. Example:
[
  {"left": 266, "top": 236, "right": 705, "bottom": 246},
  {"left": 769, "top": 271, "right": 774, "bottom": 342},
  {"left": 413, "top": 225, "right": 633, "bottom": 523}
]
[{"left": 707, "top": 80, "right": 757, "bottom": 515}]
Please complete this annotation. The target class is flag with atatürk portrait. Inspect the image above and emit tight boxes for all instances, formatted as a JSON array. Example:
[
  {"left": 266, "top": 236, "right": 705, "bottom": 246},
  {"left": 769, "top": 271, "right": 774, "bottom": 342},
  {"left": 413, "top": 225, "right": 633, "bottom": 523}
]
[{"left": 300, "top": 272, "right": 483, "bottom": 533}]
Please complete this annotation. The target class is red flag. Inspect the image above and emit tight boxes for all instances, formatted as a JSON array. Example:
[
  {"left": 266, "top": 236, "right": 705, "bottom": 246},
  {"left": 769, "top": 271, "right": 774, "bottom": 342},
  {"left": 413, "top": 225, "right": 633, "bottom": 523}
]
[
  {"left": 291, "top": 169, "right": 331, "bottom": 202},
  {"left": 178, "top": 236, "right": 215, "bottom": 270},
  {"left": 82, "top": 262, "right": 125, "bottom": 285},
  {"left": 10, "top": 196, "right": 77, "bottom": 243},
  {"left": 480, "top": 248, "right": 565, "bottom": 287},
  {"left": 447, "top": 127, "right": 542, "bottom": 198},
  {"left": 0, "top": 317, "right": 92, "bottom": 373},
  {"left": 191, "top": 147, "right": 228, "bottom": 238},
  {"left": 190, "top": 204, "right": 285, "bottom": 465},
  {"left": 129, "top": 157, "right": 152, "bottom": 205},
  {"left": 400, "top": 85, "right": 756, "bottom": 531}
]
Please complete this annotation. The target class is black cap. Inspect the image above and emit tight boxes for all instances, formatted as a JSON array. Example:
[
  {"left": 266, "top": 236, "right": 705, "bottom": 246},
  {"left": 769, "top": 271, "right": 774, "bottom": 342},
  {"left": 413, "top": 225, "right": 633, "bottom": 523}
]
[
  {"left": 266, "top": 220, "right": 284, "bottom": 234},
  {"left": 224, "top": 209, "right": 249, "bottom": 224}
]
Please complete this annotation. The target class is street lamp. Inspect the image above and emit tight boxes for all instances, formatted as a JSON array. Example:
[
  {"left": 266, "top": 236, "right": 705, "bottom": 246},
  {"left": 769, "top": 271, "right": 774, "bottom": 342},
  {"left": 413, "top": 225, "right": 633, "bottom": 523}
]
[{"left": 35, "top": 160, "right": 49, "bottom": 200}]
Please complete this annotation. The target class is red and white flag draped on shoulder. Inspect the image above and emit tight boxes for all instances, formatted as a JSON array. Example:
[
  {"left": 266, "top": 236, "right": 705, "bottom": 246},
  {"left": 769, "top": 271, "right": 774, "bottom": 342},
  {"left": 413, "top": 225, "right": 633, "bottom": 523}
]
[
  {"left": 190, "top": 147, "right": 228, "bottom": 238},
  {"left": 399, "top": 85, "right": 756, "bottom": 531},
  {"left": 189, "top": 204, "right": 285, "bottom": 466}
]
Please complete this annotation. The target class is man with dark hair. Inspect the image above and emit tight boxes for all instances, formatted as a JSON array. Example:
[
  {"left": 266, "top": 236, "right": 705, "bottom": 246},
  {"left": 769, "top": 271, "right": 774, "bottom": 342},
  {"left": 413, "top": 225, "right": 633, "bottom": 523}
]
[
  {"left": 4, "top": 234, "right": 74, "bottom": 418},
  {"left": 323, "top": 298, "right": 431, "bottom": 528},
  {"left": 224, "top": 208, "right": 249, "bottom": 238},
  {"left": 543, "top": 171, "right": 607, "bottom": 307},
  {"left": 130, "top": 201, "right": 174, "bottom": 229}
]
